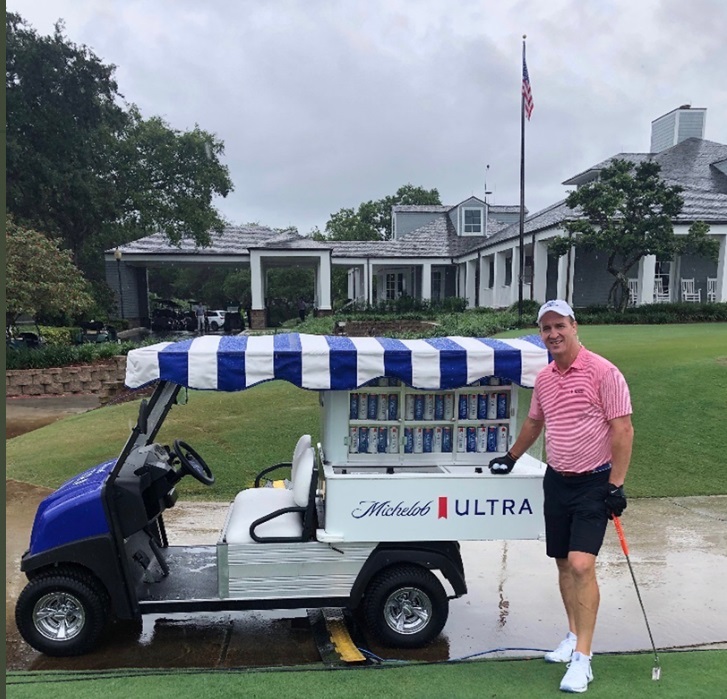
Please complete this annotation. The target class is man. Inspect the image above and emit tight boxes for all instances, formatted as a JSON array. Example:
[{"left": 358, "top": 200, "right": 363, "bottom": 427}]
[
  {"left": 488, "top": 299, "right": 633, "bottom": 694},
  {"left": 194, "top": 302, "right": 206, "bottom": 335}
]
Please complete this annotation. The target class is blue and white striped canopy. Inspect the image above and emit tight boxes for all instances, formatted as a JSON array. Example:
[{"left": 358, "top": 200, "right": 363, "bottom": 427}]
[{"left": 125, "top": 333, "right": 550, "bottom": 391}]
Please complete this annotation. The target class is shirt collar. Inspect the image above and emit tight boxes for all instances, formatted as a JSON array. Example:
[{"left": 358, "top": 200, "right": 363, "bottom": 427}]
[{"left": 550, "top": 346, "right": 588, "bottom": 375}]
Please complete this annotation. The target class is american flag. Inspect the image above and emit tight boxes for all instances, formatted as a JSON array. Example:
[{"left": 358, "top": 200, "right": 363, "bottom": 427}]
[{"left": 522, "top": 52, "right": 534, "bottom": 120}]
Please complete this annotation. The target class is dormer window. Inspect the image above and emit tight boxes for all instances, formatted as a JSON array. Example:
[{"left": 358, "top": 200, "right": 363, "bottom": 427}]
[{"left": 461, "top": 207, "right": 483, "bottom": 235}]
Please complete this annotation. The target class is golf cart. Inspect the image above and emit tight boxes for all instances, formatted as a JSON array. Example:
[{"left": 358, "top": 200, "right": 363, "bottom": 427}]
[{"left": 16, "top": 333, "right": 551, "bottom": 657}]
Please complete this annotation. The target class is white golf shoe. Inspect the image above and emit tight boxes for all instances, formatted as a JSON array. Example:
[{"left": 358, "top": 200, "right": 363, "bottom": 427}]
[
  {"left": 544, "top": 632, "right": 577, "bottom": 663},
  {"left": 559, "top": 652, "right": 594, "bottom": 693}
]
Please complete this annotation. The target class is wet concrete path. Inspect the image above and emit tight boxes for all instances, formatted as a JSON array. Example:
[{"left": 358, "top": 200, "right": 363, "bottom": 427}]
[
  {"left": 6, "top": 481, "right": 726, "bottom": 670},
  {"left": 6, "top": 396, "right": 726, "bottom": 668}
]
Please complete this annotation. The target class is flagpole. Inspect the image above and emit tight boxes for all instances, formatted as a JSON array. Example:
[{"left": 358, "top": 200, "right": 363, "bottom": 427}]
[{"left": 518, "top": 35, "right": 527, "bottom": 323}]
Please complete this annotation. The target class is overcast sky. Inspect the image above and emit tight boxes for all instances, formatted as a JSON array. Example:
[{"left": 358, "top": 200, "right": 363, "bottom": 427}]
[{"left": 8, "top": 0, "right": 727, "bottom": 236}]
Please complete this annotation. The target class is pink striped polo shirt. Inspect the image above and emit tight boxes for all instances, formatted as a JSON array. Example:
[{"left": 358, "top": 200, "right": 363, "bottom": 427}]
[{"left": 528, "top": 347, "right": 632, "bottom": 473}]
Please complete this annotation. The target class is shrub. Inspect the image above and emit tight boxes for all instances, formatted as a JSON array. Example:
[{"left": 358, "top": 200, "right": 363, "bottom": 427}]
[{"left": 5, "top": 341, "right": 139, "bottom": 370}]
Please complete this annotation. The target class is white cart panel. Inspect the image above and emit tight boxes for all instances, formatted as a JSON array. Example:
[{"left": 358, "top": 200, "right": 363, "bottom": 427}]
[{"left": 318, "top": 454, "right": 546, "bottom": 543}]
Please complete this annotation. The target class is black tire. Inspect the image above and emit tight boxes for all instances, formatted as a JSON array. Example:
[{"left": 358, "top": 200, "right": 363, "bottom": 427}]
[
  {"left": 210, "top": 321, "right": 219, "bottom": 331},
  {"left": 363, "top": 564, "right": 448, "bottom": 648},
  {"left": 15, "top": 569, "right": 108, "bottom": 657}
]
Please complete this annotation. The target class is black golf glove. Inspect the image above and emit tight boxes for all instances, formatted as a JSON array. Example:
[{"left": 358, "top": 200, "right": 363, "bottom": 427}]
[
  {"left": 488, "top": 451, "right": 517, "bottom": 475},
  {"left": 605, "top": 483, "right": 627, "bottom": 519}
]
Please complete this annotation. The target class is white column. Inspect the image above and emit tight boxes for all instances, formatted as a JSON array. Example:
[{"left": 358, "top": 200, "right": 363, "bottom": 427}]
[
  {"left": 638, "top": 254, "right": 657, "bottom": 305},
  {"left": 532, "top": 240, "right": 548, "bottom": 303},
  {"left": 318, "top": 253, "right": 332, "bottom": 310},
  {"left": 556, "top": 248, "right": 575, "bottom": 303},
  {"left": 478, "top": 255, "right": 488, "bottom": 308},
  {"left": 421, "top": 262, "right": 432, "bottom": 301},
  {"left": 493, "top": 251, "right": 506, "bottom": 307},
  {"left": 250, "top": 250, "right": 265, "bottom": 310},
  {"left": 363, "top": 260, "right": 371, "bottom": 305},
  {"left": 510, "top": 246, "right": 520, "bottom": 306},
  {"left": 716, "top": 234, "right": 727, "bottom": 302},
  {"left": 465, "top": 260, "right": 477, "bottom": 307}
]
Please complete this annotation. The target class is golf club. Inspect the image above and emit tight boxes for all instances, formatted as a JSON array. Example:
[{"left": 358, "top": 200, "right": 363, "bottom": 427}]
[{"left": 613, "top": 515, "right": 661, "bottom": 680}]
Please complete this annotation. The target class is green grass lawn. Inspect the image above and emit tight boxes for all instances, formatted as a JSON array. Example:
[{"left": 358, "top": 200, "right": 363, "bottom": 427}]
[
  {"left": 6, "top": 323, "right": 727, "bottom": 500},
  {"left": 6, "top": 650, "right": 725, "bottom": 698}
]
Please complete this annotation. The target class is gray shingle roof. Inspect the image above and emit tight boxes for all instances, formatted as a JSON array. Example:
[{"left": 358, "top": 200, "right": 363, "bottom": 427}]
[{"left": 110, "top": 225, "right": 332, "bottom": 255}]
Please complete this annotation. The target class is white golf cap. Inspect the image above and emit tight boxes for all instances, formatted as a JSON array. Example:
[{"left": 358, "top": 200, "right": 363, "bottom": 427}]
[{"left": 537, "top": 299, "right": 575, "bottom": 323}]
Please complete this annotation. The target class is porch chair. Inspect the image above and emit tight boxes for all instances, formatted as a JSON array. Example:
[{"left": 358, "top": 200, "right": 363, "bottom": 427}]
[
  {"left": 680, "top": 278, "right": 702, "bottom": 303},
  {"left": 628, "top": 279, "right": 639, "bottom": 307},
  {"left": 707, "top": 278, "right": 717, "bottom": 303},
  {"left": 653, "top": 278, "right": 670, "bottom": 303}
]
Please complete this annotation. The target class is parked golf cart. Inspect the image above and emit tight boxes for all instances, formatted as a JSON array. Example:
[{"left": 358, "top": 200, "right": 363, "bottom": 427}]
[
  {"left": 16, "top": 333, "right": 551, "bottom": 657},
  {"left": 75, "top": 321, "right": 118, "bottom": 344}
]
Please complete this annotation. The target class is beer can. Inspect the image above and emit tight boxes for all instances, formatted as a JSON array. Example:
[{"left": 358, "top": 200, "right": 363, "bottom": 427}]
[
  {"left": 456, "top": 426, "right": 467, "bottom": 453},
  {"left": 405, "top": 394, "right": 415, "bottom": 420},
  {"left": 358, "top": 426, "right": 369, "bottom": 453},
  {"left": 468, "top": 394, "right": 478, "bottom": 419},
  {"left": 404, "top": 427, "right": 413, "bottom": 453},
  {"left": 433, "top": 426, "right": 443, "bottom": 452},
  {"left": 442, "top": 426, "right": 453, "bottom": 452},
  {"left": 497, "top": 393, "right": 508, "bottom": 419},
  {"left": 476, "top": 426, "right": 488, "bottom": 453},
  {"left": 349, "top": 393, "right": 359, "bottom": 420},
  {"left": 487, "top": 425, "right": 498, "bottom": 452},
  {"left": 487, "top": 393, "right": 497, "bottom": 420},
  {"left": 489, "top": 376, "right": 501, "bottom": 386},
  {"left": 424, "top": 394, "right": 435, "bottom": 420},
  {"left": 414, "top": 394, "right": 425, "bottom": 420},
  {"left": 377, "top": 426, "right": 388, "bottom": 453},
  {"left": 423, "top": 427, "right": 433, "bottom": 453},
  {"left": 458, "top": 394, "right": 469, "bottom": 419},
  {"left": 389, "top": 426, "right": 400, "bottom": 453},
  {"left": 368, "top": 426, "right": 378, "bottom": 454},
  {"left": 358, "top": 394, "right": 368, "bottom": 420},
  {"left": 477, "top": 393, "right": 488, "bottom": 419},
  {"left": 497, "top": 425, "right": 509, "bottom": 453},
  {"left": 388, "top": 394, "right": 399, "bottom": 421},
  {"left": 367, "top": 394, "right": 379, "bottom": 420},
  {"left": 467, "top": 426, "right": 477, "bottom": 452},
  {"left": 349, "top": 427, "right": 359, "bottom": 453},
  {"left": 377, "top": 394, "right": 388, "bottom": 421},
  {"left": 414, "top": 427, "right": 424, "bottom": 453},
  {"left": 434, "top": 394, "right": 444, "bottom": 420},
  {"left": 443, "top": 394, "right": 454, "bottom": 420}
]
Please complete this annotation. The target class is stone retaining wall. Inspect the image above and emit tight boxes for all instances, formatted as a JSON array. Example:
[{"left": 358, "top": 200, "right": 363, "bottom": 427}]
[{"left": 6, "top": 356, "right": 127, "bottom": 399}]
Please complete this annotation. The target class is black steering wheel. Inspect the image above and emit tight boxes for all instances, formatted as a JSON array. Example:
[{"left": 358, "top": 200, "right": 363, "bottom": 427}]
[{"left": 172, "top": 440, "right": 215, "bottom": 486}]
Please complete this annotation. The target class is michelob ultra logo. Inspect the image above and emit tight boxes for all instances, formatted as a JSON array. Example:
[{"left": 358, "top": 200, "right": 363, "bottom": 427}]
[{"left": 350, "top": 497, "right": 533, "bottom": 519}]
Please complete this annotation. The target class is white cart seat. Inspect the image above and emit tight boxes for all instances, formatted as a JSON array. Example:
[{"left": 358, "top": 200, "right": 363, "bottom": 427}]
[{"left": 225, "top": 447, "right": 315, "bottom": 544}]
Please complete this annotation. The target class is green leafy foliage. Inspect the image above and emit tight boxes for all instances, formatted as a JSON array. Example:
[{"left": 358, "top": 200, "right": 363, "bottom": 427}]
[
  {"left": 549, "top": 159, "right": 719, "bottom": 311},
  {"left": 6, "top": 13, "right": 233, "bottom": 300},
  {"left": 5, "top": 217, "right": 95, "bottom": 325},
  {"left": 5, "top": 341, "right": 139, "bottom": 370}
]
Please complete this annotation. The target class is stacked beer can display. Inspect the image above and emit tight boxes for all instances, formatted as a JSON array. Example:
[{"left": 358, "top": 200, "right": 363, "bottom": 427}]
[{"left": 347, "top": 377, "right": 512, "bottom": 457}]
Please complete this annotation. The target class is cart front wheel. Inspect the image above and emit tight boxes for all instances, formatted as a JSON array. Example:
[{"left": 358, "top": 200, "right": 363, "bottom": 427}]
[
  {"left": 15, "top": 571, "right": 107, "bottom": 656},
  {"left": 363, "top": 565, "right": 448, "bottom": 648}
]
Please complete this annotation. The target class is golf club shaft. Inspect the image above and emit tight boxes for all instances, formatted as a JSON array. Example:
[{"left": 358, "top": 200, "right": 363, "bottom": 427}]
[{"left": 613, "top": 517, "right": 660, "bottom": 666}]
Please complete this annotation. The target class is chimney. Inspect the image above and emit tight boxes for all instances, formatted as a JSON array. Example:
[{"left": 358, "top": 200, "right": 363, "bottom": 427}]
[{"left": 650, "top": 106, "right": 706, "bottom": 153}]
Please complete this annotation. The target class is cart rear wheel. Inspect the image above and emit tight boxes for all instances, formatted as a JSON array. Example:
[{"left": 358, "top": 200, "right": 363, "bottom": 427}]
[
  {"left": 15, "top": 570, "right": 107, "bottom": 656},
  {"left": 363, "top": 565, "right": 448, "bottom": 648}
]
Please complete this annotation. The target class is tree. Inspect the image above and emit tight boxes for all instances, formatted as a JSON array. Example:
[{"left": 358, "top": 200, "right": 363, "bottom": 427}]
[
  {"left": 324, "top": 184, "right": 441, "bottom": 241},
  {"left": 6, "top": 217, "right": 95, "bottom": 325},
  {"left": 549, "top": 160, "right": 719, "bottom": 310},
  {"left": 6, "top": 13, "right": 233, "bottom": 285}
]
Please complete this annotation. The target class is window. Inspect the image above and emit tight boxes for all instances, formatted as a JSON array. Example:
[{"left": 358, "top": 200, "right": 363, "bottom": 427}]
[
  {"left": 462, "top": 207, "right": 483, "bottom": 235},
  {"left": 385, "top": 272, "right": 405, "bottom": 300}
]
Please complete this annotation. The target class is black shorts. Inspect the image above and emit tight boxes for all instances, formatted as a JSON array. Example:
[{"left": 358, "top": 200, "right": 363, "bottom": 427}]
[{"left": 543, "top": 465, "right": 611, "bottom": 559}]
